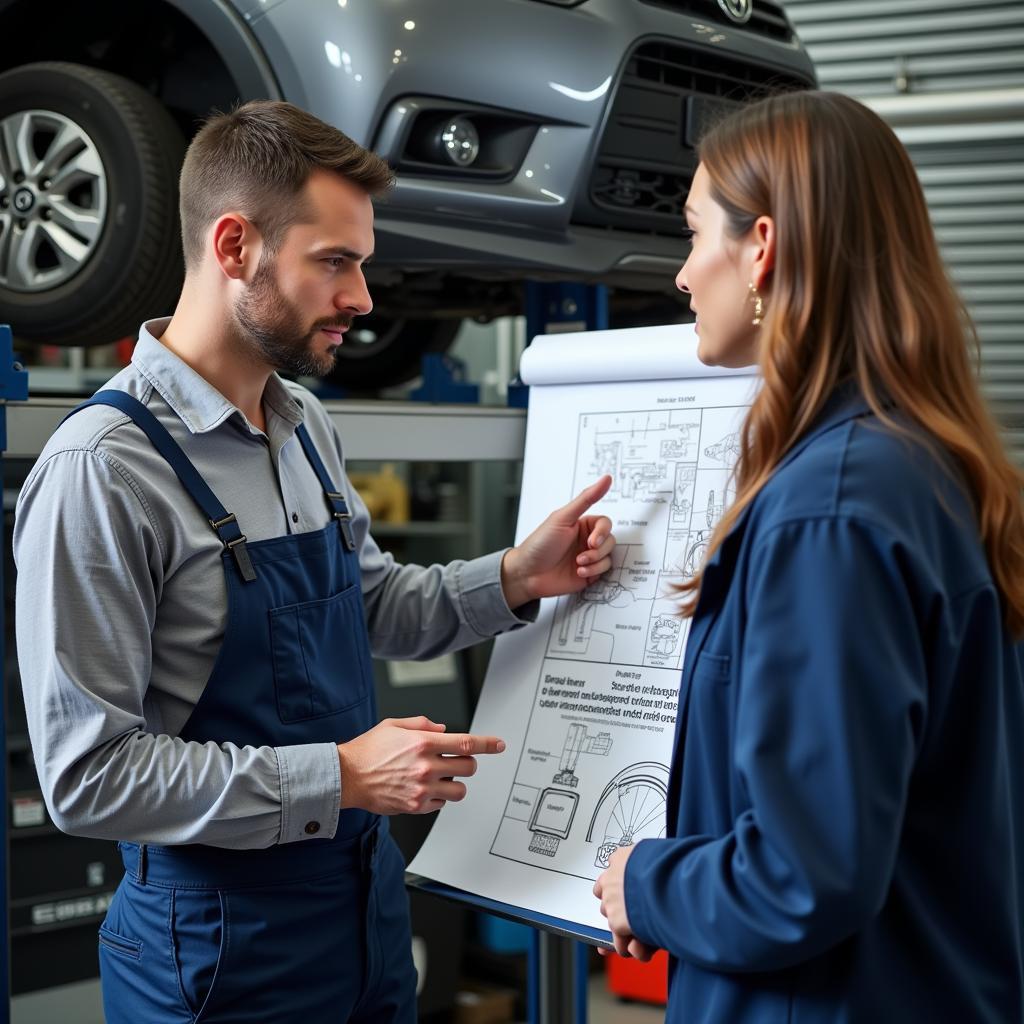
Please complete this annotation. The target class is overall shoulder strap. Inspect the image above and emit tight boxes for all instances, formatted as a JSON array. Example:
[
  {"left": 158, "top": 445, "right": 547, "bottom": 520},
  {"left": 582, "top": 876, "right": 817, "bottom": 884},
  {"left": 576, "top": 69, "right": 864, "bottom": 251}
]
[
  {"left": 294, "top": 422, "right": 356, "bottom": 551},
  {"left": 68, "top": 390, "right": 257, "bottom": 581}
]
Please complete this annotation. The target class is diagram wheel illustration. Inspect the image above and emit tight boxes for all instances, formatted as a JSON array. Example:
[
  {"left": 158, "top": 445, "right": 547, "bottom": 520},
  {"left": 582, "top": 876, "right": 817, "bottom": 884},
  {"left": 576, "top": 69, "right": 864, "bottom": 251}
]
[
  {"left": 587, "top": 763, "right": 670, "bottom": 868},
  {"left": 683, "top": 536, "right": 708, "bottom": 576}
]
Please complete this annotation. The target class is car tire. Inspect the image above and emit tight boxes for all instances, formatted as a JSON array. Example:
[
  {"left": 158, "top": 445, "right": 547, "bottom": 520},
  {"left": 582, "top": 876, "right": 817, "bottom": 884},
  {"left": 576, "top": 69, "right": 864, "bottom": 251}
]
[
  {"left": 0, "top": 61, "right": 185, "bottom": 346},
  {"left": 326, "top": 315, "right": 461, "bottom": 391}
]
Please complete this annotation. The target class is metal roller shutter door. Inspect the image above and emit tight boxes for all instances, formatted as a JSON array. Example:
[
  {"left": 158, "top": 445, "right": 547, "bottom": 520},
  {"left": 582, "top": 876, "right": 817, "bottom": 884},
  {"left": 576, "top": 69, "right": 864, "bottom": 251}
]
[{"left": 783, "top": 1, "right": 1024, "bottom": 460}]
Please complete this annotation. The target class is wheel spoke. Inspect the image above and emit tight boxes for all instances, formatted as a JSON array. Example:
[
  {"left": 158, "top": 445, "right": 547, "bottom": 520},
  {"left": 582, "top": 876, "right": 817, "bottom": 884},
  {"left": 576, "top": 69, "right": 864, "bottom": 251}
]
[
  {"left": 48, "top": 195, "right": 102, "bottom": 243},
  {"left": 0, "top": 141, "right": 11, "bottom": 193},
  {"left": 48, "top": 145, "right": 103, "bottom": 195},
  {"left": 0, "top": 213, "right": 13, "bottom": 281},
  {"left": 39, "top": 219, "right": 90, "bottom": 269},
  {"left": 36, "top": 121, "right": 87, "bottom": 182},
  {"left": 5, "top": 221, "right": 42, "bottom": 289},
  {"left": 1, "top": 112, "right": 41, "bottom": 179},
  {"left": 632, "top": 803, "right": 664, "bottom": 835},
  {"left": 608, "top": 800, "right": 627, "bottom": 839}
]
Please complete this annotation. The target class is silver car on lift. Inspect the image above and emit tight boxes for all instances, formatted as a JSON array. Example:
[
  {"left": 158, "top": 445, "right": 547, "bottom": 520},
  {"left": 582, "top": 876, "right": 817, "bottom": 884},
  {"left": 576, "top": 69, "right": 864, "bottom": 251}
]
[{"left": 0, "top": 0, "right": 814, "bottom": 387}]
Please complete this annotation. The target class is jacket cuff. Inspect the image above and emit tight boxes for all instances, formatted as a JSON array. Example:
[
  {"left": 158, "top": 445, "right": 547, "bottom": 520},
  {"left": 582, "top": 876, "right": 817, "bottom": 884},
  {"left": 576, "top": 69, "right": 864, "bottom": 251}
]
[
  {"left": 275, "top": 742, "right": 341, "bottom": 843},
  {"left": 456, "top": 549, "right": 539, "bottom": 636},
  {"left": 624, "top": 838, "right": 662, "bottom": 948}
]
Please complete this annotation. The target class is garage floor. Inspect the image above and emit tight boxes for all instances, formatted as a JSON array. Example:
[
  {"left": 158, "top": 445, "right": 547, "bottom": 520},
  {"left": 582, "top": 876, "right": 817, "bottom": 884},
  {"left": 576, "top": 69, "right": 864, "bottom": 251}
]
[
  {"left": 16, "top": 970, "right": 667, "bottom": 1019},
  {"left": 586, "top": 975, "right": 665, "bottom": 1023},
  {"left": 11, "top": 973, "right": 667, "bottom": 1023},
  {"left": 11, "top": 980, "right": 104, "bottom": 1024}
]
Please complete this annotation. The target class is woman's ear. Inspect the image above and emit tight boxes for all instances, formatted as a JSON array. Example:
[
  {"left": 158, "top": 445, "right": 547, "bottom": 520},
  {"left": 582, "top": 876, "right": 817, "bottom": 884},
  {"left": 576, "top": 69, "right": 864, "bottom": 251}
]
[{"left": 750, "top": 214, "right": 776, "bottom": 291}]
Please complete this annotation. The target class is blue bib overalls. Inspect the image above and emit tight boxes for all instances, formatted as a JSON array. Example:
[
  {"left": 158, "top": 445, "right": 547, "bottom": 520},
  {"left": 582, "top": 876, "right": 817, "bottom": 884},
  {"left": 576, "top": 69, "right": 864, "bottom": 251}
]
[{"left": 72, "top": 391, "right": 417, "bottom": 1023}]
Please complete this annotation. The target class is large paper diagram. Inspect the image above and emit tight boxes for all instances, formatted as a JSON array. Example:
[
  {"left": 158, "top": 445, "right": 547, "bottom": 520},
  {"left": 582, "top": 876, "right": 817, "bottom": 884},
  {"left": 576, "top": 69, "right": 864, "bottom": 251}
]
[{"left": 409, "top": 325, "right": 756, "bottom": 933}]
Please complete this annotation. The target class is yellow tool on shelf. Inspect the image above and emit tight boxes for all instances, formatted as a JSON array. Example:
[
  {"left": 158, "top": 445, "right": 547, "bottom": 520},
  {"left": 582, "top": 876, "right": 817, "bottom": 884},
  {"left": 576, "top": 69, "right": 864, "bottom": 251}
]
[{"left": 348, "top": 463, "right": 411, "bottom": 523}]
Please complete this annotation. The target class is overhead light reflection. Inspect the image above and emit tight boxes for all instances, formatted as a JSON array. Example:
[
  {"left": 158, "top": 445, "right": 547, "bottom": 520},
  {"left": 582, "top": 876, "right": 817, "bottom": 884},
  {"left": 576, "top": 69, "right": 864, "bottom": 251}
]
[
  {"left": 324, "top": 41, "right": 342, "bottom": 68},
  {"left": 548, "top": 76, "right": 612, "bottom": 102}
]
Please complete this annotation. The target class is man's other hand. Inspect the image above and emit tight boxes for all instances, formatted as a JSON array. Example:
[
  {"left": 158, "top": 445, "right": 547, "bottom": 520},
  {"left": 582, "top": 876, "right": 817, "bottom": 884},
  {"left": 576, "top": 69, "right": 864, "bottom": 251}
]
[{"left": 337, "top": 716, "right": 505, "bottom": 815}]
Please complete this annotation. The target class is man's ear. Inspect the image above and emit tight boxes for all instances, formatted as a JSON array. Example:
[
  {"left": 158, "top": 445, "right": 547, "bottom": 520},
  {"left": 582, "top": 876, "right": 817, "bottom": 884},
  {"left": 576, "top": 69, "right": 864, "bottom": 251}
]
[
  {"left": 750, "top": 214, "right": 775, "bottom": 291},
  {"left": 210, "top": 212, "right": 261, "bottom": 282}
]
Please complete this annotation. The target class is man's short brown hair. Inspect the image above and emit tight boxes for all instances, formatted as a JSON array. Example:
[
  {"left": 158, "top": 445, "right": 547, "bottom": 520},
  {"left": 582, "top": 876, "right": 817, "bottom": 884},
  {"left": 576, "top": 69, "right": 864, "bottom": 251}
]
[{"left": 179, "top": 100, "right": 394, "bottom": 269}]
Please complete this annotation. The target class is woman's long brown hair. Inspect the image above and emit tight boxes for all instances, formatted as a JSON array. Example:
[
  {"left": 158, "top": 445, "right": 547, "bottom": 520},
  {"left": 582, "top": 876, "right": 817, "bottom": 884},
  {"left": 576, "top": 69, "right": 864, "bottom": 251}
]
[{"left": 676, "top": 91, "right": 1024, "bottom": 634}]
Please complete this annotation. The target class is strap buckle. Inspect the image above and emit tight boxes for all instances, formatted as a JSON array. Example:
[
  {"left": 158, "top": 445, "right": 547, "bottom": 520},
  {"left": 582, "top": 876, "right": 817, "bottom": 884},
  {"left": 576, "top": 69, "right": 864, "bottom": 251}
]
[
  {"left": 226, "top": 533, "right": 257, "bottom": 582},
  {"left": 327, "top": 491, "right": 357, "bottom": 551}
]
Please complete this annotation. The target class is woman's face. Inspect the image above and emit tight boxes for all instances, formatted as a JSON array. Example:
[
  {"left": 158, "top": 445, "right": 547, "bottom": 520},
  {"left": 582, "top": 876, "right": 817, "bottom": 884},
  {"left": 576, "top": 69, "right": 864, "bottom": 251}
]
[{"left": 676, "top": 163, "right": 762, "bottom": 369}]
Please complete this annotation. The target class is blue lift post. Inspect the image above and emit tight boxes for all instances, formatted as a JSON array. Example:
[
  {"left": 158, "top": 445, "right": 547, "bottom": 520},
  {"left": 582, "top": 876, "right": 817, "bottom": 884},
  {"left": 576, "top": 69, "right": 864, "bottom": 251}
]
[
  {"left": 409, "top": 352, "right": 480, "bottom": 404},
  {"left": 510, "top": 282, "right": 609, "bottom": 409},
  {"left": 0, "top": 325, "right": 29, "bottom": 1024},
  {"left": 522, "top": 282, "right": 608, "bottom": 1024}
]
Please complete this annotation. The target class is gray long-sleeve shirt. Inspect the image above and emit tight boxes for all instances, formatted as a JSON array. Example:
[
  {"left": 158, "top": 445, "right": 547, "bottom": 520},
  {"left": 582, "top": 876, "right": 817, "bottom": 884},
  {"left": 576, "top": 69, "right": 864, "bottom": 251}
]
[{"left": 14, "top": 319, "right": 534, "bottom": 850}]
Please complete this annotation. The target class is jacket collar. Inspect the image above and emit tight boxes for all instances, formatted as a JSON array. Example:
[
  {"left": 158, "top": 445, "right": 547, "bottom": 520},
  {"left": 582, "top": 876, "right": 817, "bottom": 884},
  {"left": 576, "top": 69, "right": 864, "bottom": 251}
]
[
  {"left": 698, "top": 381, "right": 875, "bottom": 581},
  {"left": 688, "top": 380, "right": 872, "bottom": 598},
  {"left": 775, "top": 381, "right": 874, "bottom": 475},
  {"left": 671, "top": 383, "right": 878, "bottom": 818}
]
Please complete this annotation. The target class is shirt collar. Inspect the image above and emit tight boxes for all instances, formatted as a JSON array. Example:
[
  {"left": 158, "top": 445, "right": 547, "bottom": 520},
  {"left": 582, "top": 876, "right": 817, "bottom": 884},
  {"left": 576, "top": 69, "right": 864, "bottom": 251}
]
[{"left": 132, "top": 317, "right": 304, "bottom": 435}]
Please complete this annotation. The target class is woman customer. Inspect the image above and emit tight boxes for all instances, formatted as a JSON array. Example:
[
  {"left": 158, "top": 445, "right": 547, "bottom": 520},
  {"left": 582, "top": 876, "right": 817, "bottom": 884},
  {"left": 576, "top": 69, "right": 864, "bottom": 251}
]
[{"left": 593, "top": 90, "right": 1024, "bottom": 1023}]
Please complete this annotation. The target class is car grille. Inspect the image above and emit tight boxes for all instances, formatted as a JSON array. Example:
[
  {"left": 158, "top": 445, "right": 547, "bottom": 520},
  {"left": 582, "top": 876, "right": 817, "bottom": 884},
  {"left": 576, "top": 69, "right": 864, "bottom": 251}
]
[
  {"left": 577, "top": 41, "right": 812, "bottom": 237},
  {"left": 638, "top": 0, "right": 794, "bottom": 43}
]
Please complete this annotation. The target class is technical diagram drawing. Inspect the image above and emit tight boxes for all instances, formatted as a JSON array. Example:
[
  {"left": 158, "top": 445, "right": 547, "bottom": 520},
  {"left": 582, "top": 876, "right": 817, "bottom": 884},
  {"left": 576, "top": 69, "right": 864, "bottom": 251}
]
[
  {"left": 671, "top": 463, "right": 697, "bottom": 525},
  {"left": 554, "top": 579, "right": 633, "bottom": 654},
  {"left": 619, "top": 462, "right": 664, "bottom": 499},
  {"left": 592, "top": 441, "right": 620, "bottom": 480},
  {"left": 587, "top": 763, "right": 670, "bottom": 869},
  {"left": 680, "top": 488, "right": 727, "bottom": 576},
  {"left": 702, "top": 488, "right": 725, "bottom": 528},
  {"left": 647, "top": 616, "right": 681, "bottom": 657},
  {"left": 528, "top": 788, "right": 579, "bottom": 858},
  {"left": 553, "top": 723, "right": 613, "bottom": 789},
  {"left": 705, "top": 432, "right": 741, "bottom": 463}
]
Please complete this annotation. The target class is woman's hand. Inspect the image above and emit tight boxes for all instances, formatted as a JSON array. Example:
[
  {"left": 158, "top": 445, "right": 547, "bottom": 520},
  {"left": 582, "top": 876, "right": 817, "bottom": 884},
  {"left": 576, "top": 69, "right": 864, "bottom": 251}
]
[{"left": 593, "top": 846, "right": 658, "bottom": 960}]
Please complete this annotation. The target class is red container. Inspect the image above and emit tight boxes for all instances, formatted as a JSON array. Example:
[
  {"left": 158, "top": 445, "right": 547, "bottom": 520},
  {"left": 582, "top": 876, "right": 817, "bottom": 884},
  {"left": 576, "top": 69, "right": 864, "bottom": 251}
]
[{"left": 605, "top": 948, "right": 669, "bottom": 1005}]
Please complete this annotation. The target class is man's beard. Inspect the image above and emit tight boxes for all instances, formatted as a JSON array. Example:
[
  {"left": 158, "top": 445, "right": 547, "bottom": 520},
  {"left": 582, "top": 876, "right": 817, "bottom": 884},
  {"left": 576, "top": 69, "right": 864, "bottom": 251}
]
[{"left": 234, "top": 256, "right": 353, "bottom": 378}]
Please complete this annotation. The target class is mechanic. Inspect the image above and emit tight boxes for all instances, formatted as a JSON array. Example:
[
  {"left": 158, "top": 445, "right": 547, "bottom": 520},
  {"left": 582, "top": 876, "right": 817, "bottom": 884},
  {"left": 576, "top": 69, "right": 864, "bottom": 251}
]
[{"left": 15, "top": 100, "right": 616, "bottom": 1023}]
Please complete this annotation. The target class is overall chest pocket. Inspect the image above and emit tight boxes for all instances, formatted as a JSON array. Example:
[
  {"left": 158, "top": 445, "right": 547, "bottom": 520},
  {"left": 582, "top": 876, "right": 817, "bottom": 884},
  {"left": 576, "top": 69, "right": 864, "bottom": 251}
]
[{"left": 270, "top": 583, "right": 373, "bottom": 722}]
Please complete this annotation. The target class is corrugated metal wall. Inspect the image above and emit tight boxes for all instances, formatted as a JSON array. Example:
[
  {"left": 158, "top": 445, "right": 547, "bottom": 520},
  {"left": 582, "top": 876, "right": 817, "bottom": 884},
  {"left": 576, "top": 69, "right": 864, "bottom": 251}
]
[{"left": 783, "top": 1, "right": 1024, "bottom": 460}]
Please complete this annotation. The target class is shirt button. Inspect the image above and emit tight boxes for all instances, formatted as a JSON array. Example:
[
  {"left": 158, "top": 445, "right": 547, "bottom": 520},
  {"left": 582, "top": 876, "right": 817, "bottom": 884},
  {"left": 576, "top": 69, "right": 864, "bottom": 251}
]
[
  {"left": 291, "top": 512, "right": 299, "bottom": 524},
  {"left": 304, "top": 821, "right": 321, "bottom": 835}
]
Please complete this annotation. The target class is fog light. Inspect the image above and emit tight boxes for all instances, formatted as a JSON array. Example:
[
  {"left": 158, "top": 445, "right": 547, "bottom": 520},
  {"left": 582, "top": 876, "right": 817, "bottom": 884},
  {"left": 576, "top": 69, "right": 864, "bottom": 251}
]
[{"left": 436, "top": 116, "right": 480, "bottom": 167}]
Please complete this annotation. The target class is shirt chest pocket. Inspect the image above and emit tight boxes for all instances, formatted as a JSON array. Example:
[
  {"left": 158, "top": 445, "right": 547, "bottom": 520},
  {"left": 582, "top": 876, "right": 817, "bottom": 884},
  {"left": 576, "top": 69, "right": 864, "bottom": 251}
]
[{"left": 269, "top": 584, "right": 373, "bottom": 722}]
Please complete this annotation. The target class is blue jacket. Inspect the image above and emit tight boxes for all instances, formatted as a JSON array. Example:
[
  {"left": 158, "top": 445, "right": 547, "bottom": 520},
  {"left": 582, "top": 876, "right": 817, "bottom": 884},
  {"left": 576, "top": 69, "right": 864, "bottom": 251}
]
[{"left": 625, "top": 389, "right": 1024, "bottom": 1023}]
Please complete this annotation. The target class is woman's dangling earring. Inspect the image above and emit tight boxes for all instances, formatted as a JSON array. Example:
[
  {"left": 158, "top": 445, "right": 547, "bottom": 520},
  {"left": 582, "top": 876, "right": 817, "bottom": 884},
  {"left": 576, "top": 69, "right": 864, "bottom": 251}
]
[{"left": 749, "top": 282, "right": 764, "bottom": 326}]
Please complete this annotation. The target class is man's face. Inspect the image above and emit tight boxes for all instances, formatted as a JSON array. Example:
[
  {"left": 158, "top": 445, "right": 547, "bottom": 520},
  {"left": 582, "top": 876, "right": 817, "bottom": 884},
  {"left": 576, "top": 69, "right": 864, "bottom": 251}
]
[{"left": 234, "top": 170, "right": 375, "bottom": 377}]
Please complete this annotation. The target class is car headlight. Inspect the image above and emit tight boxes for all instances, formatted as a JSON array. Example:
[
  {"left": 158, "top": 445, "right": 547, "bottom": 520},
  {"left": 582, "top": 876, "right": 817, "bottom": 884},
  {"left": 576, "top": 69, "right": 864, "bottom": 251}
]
[
  {"left": 375, "top": 98, "right": 541, "bottom": 181},
  {"left": 436, "top": 117, "right": 480, "bottom": 167}
]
